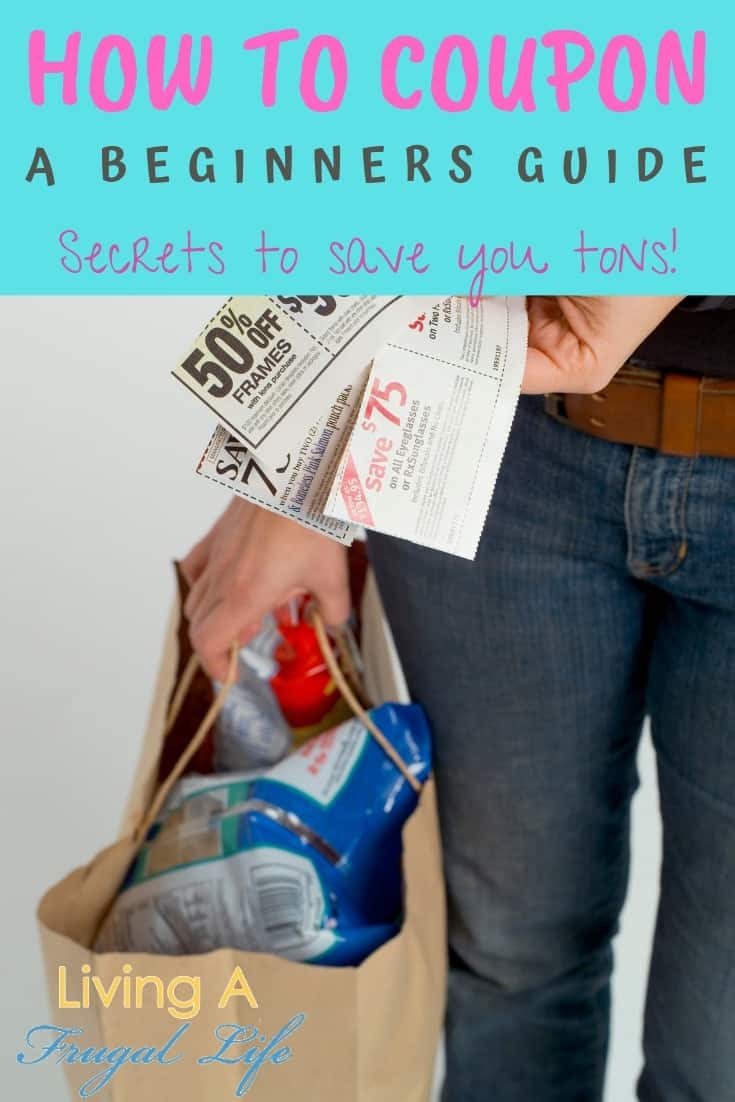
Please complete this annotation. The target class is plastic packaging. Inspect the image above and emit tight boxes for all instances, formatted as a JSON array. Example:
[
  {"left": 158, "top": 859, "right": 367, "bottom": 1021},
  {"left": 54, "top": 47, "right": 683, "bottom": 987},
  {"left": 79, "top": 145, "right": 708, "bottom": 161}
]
[
  {"left": 95, "top": 704, "right": 432, "bottom": 965},
  {"left": 213, "top": 619, "right": 292, "bottom": 771}
]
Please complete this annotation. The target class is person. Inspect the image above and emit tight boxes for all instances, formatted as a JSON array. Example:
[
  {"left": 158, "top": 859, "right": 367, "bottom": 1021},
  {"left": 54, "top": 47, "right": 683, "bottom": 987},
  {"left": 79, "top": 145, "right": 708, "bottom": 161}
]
[{"left": 181, "top": 295, "right": 735, "bottom": 1102}]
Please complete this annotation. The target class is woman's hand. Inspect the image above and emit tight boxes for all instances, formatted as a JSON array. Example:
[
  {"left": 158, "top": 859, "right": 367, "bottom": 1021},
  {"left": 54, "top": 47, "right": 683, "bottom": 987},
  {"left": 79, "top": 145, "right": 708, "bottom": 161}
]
[
  {"left": 522, "top": 295, "right": 683, "bottom": 394},
  {"left": 181, "top": 499, "right": 350, "bottom": 681}
]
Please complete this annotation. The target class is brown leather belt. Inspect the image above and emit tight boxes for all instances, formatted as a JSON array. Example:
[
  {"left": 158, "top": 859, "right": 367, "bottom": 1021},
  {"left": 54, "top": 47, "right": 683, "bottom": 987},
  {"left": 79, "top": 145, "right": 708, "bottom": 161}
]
[{"left": 545, "top": 364, "right": 735, "bottom": 459}]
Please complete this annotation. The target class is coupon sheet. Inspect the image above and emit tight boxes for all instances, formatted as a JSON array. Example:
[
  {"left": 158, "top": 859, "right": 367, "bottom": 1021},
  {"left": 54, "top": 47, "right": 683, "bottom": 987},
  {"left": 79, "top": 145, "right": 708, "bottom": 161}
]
[
  {"left": 196, "top": 378, "right": 363, "bottom": 545},
  {"left": 173, "top": 294, "right": 434, "bottom": 470},
  {"left": 325, "top": 296, "right": 527, "bottom": 559},
  {"left": 180, "top": 295, "right": 528, "bottom": 559}
]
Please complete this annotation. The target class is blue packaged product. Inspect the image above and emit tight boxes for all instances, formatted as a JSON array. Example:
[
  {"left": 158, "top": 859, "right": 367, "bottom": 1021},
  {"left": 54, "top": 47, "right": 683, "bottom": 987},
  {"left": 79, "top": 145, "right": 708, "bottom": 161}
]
[{"left": 94, "top": 704, "right": 432, "bottom": 965}]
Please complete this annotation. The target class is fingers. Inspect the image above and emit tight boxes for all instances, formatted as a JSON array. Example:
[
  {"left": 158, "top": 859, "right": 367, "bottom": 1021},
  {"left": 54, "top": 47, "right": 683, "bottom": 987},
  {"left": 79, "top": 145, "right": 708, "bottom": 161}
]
[
  {"left": 183, "top": 501, "right": 247, "bottom": 619},
  {"left": 182, "top": 499, "right": 254, "bottom": 589},
  {"left": 190, "top": 601, "right": 241, "bottom": 681},
  {"left": 522, "top": 294, "right": 683, "bottom": 395},
  {"left": 183, "top": 502, "right": 351, "bottom": 680},
  {"left": 521, "top": 348, "right": 606, "bottom": 395},
  {"left": 181, "top": 506, "right": 232, "bottom": 587},
  {"left": 190, "top": 596, "right": 262, "bottom": 681},
  {"left": 523, "top": 297, "right": 595, "bottom": 394},
  {"left": 185, "top": 566, "right": 217, "bottom": 624},
  {"left": 188, "top": 556, "right": 269, "bottom": 680}
]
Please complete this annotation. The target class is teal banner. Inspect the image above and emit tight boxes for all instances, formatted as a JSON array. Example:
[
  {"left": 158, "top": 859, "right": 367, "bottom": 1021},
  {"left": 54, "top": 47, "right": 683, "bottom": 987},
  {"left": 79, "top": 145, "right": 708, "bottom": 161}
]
[{"left": 0, "top": 0, "right": 729, "bottom": 293}]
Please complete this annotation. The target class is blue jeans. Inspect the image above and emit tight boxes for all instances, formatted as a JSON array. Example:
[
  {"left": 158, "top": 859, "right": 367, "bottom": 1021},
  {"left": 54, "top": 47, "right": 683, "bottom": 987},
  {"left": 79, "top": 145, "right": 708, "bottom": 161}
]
[{"left": 368, "top": 395, "right": 735, "bottom": 1102}]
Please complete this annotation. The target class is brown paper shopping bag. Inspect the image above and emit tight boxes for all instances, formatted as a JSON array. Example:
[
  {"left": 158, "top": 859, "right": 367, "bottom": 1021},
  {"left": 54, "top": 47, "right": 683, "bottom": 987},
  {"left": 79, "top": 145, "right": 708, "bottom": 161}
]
[{"left": 36, "top": 570, "right": 447, "bottom": 1102}]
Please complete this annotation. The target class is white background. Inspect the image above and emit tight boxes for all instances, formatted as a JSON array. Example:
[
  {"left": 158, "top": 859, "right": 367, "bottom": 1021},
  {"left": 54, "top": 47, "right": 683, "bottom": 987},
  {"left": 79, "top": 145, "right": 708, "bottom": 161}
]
[{"left": 0, "top": 297, "right": 662, "bottom": 1100}]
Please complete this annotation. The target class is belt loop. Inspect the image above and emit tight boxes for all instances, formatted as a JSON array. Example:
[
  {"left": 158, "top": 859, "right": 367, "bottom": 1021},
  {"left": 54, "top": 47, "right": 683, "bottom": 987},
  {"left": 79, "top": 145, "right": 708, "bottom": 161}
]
[
  {"left": 660, "top": 374, "right": 702, "bottom": 457},
  {"left": 544, "top": 393, "right": 568, "bottom": 423}
]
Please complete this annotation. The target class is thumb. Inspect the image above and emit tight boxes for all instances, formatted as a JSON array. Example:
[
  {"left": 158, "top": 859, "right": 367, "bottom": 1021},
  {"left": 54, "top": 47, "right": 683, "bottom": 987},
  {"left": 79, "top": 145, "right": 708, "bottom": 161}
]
[{"left": 521, "top": 347, "right": 562, "bottom": 395}]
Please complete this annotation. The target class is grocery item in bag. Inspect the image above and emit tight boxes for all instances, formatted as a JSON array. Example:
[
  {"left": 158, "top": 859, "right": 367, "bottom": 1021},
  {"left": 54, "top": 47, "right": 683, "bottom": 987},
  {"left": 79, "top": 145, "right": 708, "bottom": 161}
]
[
  {"left": 214, "top": 621, "right": 292, "bottom": 770},
  {"left": 271, "top": 599, "right": 353, "bottom": 744},
  {"left": 213, "top": 605, "right": 355, "bottom": 767},
  {"left": 95, "top": 703, "right": 432, "bottom": 965},
  {"left": 271, "top": 599, "right": 342, "bottom": 728}
]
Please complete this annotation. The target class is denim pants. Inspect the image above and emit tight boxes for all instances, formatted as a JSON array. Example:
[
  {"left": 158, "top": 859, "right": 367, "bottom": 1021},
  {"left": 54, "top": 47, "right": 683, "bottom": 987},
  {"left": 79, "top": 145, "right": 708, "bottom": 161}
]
[{"left": 368, "top": 395, "right": 735, "bottom": 1102}]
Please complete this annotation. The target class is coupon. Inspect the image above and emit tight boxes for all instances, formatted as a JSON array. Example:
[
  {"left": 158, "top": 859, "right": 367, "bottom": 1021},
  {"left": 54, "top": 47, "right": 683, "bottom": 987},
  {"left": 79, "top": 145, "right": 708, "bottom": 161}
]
[
  {"left": 196, "top": 378, "right": 364, "bottom": 545},
  {"left": 325, "top": 296, "right": 528, "bottom": 560},
  {"left": 173, "top": 294, "right": 435, "bottom": 470}
]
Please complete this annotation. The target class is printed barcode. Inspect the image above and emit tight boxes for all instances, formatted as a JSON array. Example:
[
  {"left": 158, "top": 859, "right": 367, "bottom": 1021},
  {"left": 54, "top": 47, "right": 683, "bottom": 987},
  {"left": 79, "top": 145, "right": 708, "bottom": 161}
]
[{"left": 255, "top": 873, "right": 306, "bottom": 950}]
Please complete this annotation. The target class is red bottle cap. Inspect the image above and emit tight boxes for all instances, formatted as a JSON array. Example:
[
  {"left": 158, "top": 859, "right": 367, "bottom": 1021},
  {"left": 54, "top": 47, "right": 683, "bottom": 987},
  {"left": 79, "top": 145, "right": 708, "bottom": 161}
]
[{"left": 271, "top": 603, "right": 340, "bottom": 727}]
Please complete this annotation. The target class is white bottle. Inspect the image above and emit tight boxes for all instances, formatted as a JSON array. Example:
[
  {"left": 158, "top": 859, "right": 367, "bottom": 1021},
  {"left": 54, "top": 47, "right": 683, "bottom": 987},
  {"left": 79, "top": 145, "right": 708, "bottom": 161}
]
[{"left": 214, "top": 626, "right": 292, "bottom": 771}]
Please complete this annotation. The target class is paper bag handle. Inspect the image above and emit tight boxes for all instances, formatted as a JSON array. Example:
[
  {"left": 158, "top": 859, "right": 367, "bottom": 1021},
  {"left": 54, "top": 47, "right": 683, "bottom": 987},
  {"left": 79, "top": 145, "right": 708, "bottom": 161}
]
[
  {"left": 132, "top": 643, "right": 239, "bottom": 845},
  {"left": 310, "top": 610, "right": 422, "bottom": 794},
  {"left": 133, "top": 605, "right": 421, "bottom": 844}
]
